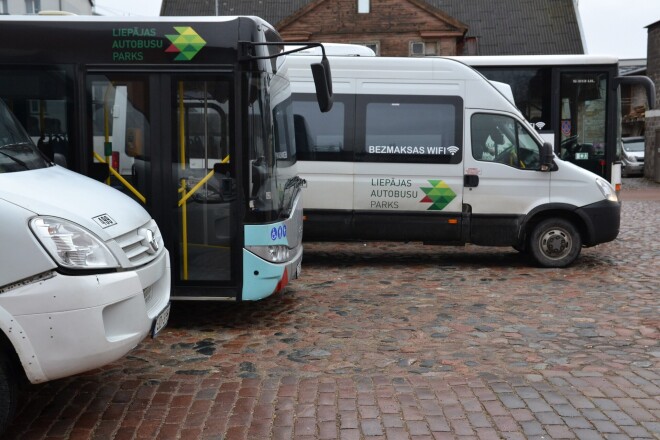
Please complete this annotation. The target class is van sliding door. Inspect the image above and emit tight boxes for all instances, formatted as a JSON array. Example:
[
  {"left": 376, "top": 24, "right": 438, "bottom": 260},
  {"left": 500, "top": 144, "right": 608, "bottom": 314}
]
[{"left": 353, "top": 92, "right": 464, "bottom": 242}]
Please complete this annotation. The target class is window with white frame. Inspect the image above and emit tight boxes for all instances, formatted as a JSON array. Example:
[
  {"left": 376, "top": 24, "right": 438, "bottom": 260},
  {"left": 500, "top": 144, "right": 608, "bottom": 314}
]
[
  {"left": 410, "top": 42, "right": 425, "bottom": 57},
  {"left": 364, "top": 42, "right": 379, "bottom": 55},
  {"left": 25, "top": 0, "right": 41, "bottom": 14},
  {"left": 351, "top": 41, "right": 380, "bottom": 55}
]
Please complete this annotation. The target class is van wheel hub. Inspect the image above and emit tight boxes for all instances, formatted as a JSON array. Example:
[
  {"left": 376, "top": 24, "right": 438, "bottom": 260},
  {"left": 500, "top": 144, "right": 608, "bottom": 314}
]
[{"left": 541, "top": 229, "right": 570, "bottom": 258}]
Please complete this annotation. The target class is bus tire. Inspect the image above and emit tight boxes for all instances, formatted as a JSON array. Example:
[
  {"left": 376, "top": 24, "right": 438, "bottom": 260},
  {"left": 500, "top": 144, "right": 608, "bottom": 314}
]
[
  {"left": 0, "top": 354, "right": 18, "bottom": 436},
  {"left": 529, "top": 218, "right": 581, "bottom": 268}
]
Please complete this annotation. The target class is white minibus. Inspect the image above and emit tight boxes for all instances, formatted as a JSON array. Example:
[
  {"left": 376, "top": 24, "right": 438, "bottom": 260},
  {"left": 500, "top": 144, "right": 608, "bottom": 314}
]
[
  {"left": 0, "top": 98, "right": 171, "bottom": 433},
  {"left": 287, "top": 55, "right": 620, "bottom": 268}
]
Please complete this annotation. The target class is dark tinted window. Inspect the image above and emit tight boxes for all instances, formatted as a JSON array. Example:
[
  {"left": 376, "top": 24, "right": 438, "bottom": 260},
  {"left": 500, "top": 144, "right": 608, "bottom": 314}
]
[
  {"left": 0, "top": 98, "right": 50, "bottom": 173},
  {"left": 476, "top": 67, "right": 551, "bottom": 132},
  {"left": 472, "top": 113, "right": 541, "bottom": 170},
  {"left": 292, "top": 94, "right": 353, "bottom": 161},
  {"left": 0, "top": 67, "right": 73, "bottom": 168},
  {"left": 356, "top": 95, "right": 463, "bottom": 164}
]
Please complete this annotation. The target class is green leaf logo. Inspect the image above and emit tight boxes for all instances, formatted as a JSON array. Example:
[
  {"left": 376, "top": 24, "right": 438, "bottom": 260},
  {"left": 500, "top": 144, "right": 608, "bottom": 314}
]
[
  {"left": 165, "top": 26, "right": 206, "bottom": 61},
  {"left": 420, "top": 180, "right": 456, "bottom": 211}
]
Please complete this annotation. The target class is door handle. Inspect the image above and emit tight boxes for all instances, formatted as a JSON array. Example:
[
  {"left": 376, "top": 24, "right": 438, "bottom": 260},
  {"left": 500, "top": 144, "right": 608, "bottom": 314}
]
[{"left": 464, "top": 174, "right": 479, "bottom": 188}]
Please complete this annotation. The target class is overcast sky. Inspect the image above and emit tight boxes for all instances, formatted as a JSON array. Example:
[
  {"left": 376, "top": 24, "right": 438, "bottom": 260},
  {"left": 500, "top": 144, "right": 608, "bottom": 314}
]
[{"left": 94, "top": 0, "right": 660, "bottom": 60}]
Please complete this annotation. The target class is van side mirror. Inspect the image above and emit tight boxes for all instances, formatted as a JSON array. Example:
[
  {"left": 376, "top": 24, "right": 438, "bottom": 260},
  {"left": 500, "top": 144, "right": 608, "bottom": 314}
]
[
  {"left": 311, "top": 55, "right": 333, "bottom": 113},
  {"left": 540, "top": 142, "right": 554, "bottom": 171}
]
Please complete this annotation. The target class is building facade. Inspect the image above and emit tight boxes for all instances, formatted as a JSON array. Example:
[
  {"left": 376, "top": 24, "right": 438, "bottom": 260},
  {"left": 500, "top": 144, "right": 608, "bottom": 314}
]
[
  {"left": 645, "top": 20, "right": 660, "bottom": 182},
  {"left": 160, "top": 0, "right": 585, "bottom": 57},
  {"left": 1, "top": 0, "right": 93, "bottom": 15}
]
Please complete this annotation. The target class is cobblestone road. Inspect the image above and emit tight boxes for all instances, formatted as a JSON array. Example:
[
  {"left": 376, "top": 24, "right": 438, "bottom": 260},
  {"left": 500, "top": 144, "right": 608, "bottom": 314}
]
[{"left": 5, "top": 178, "right": 659, "bottom": 440}]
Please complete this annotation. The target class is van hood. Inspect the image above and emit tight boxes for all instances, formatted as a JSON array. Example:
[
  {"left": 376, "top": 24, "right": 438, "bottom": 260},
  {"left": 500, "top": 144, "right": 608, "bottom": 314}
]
[
  {"left": 550, "top": 158, "right": 612, "bottom": 205},
  {"left": 0, "top": 166, "right": 151, "bottom": 241}
]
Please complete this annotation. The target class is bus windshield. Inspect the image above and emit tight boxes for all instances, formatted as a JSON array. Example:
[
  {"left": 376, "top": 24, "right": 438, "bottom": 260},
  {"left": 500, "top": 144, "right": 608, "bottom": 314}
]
[
  {"left": 0, "top": 99, "right": 50, "bottom": 173},
  {"left": 247, "top": 69, "right": 301, "bottom": 222}
]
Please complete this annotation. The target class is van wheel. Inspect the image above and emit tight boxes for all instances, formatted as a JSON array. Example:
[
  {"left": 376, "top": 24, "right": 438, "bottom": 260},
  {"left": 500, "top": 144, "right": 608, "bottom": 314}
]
[
  {"left": 529, "top": 218, "right": 581, "bottom": 268},
  {"left": 0, "top": 355, "right": 18, "bottom": 435}
]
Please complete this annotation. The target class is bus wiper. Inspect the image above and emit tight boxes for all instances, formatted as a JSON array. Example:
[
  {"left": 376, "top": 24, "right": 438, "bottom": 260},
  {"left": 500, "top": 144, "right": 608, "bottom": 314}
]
[
  {"left": 0, "top": 147, "right": 29, "bottom": 169},
  {"left": 280, "top": 176, "right": 307, "bottom": 218},
  {"left": 284, "top": 175, "right": 307, "bottom": 190}
]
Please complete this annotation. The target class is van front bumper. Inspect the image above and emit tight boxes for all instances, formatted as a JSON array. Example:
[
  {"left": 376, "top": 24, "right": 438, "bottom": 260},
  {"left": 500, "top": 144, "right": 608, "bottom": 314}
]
[
  {"left": 0, "top": 250, "right": 170, "bottom": 384},
  {"left": 576, "top": 200, "right": 621, "bottom": 246}
]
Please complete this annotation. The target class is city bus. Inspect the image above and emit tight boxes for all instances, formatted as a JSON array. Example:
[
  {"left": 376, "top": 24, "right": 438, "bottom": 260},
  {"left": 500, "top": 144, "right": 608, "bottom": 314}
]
[
  {"left": 0, "top": 15, "right": 332, "bottom": 300},
  {"left": 452, "top": 55, "right": 655, "bottom": 190}
]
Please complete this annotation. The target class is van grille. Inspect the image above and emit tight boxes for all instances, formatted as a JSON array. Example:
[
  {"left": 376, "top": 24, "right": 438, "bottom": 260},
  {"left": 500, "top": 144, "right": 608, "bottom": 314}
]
[{"left": 114, "top": 219, "right": 164, "bottom": 267}]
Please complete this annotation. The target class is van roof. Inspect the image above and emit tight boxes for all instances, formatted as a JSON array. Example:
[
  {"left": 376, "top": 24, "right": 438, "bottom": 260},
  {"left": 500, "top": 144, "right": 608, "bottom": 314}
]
[
  {"left": 286, "top": 55, "right": 523, "bottom": 118},
  {"left": 285, "top": 43, "right": 376, "bottom": 57}
]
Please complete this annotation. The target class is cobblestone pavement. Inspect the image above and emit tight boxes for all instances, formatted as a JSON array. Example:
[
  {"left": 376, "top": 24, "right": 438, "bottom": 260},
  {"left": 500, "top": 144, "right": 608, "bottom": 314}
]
[{"left": 6, "top": 178, "right": 659, "bottom": 440}]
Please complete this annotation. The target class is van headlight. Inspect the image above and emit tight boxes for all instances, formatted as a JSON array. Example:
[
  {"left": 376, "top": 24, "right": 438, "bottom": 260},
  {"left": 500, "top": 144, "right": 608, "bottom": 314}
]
[
  {"left": 247, "top": 245, "right": 290, "bottom": 263},
  {"left": 596, "top": 178, "right": 618, "bottom": 202},
  {"left": 30, "top": 217, "right": 119, "bottom": 269}
]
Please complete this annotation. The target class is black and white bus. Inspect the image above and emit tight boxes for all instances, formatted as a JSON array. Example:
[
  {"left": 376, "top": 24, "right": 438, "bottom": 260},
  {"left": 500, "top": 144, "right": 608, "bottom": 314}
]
[{"left": 454, "top": 55, "right": 655, "bottom": 190}]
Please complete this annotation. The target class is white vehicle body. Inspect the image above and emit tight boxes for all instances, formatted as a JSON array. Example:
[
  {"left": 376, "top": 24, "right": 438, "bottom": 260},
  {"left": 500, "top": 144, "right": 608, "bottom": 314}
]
[
  {"left": 287, "top": 55, "right": 620, "bottom": 268},
  {"left": 0, "top": 99, "right": 170, "bottom": 432}
]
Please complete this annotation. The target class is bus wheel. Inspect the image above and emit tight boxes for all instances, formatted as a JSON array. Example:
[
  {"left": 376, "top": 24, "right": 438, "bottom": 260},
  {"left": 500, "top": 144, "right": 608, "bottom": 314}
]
[
  {"left": 0, "top": 355, "right": 18, "bottom": 436},
  {"left": 529, "top": 218, "right": 581, "bottom": 268}
]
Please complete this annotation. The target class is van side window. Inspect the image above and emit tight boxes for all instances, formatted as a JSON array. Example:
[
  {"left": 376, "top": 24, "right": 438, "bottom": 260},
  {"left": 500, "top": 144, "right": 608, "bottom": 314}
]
[
  {"left": 292, "top": 94, "right": 353, "bottom": 161},
  {"left": 356, "top": 95, "right": 463, "bottom": 164},
  {"left": 471, "top": 113, "right": 541, "bottom": 170}
]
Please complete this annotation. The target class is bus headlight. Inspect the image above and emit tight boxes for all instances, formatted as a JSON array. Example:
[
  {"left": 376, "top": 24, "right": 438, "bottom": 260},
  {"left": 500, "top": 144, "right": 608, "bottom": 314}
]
[
  {"left": 30, "top": 217, "right": 119, "bottom": 269},
  {"left": 596, "top": 178, "right": 618, "bottom": 202},
  {"left": 247, "top": 245, "right": 290, "bottom": 263}
]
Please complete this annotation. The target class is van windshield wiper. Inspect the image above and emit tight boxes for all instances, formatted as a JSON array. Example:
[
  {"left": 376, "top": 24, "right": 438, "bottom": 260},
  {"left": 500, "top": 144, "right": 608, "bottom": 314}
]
[{"left": 0, "top": 145, "right": 30, "bottom": 169}]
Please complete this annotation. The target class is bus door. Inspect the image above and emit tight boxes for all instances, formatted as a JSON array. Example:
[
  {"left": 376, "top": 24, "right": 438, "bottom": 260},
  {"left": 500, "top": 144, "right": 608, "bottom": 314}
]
[
  {"left": 172, "top": 78, "right": 239, "bottom": 294},
  {"left": 555, "top": 70, "right": 609, "bottom": 179},
  {"left": 86, "top": 73, "right": 240, "bottom": 297}
]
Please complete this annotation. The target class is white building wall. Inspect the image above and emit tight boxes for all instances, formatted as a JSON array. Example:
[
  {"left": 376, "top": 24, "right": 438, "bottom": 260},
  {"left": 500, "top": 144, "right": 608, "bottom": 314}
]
[{"left": 4, "top": 0, "right": 93, "bottom": 15}]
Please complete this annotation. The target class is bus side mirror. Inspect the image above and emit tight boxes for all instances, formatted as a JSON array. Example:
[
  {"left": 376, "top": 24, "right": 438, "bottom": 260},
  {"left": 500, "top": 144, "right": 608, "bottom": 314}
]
[
  {"left": 540, "top": 142, "right": 554, "bottom": 171},
  {"left": 311, "top": 55, "right": 333, "bottom": 113}
]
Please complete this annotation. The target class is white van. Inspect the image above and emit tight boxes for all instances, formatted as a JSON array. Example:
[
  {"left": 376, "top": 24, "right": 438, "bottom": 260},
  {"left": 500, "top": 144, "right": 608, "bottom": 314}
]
[
  {"left": 287, "top": 55, "right": 620, "bottom": 268},
  {"left": 0, "top": 99, "right": 171, "bottom": 433}
]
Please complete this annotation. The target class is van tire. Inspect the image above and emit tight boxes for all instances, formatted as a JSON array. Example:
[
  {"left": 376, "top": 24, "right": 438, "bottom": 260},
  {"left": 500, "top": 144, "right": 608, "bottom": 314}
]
[
  {"left": 0, "top": 355, "right": 18, "bottom": 435},
  {"left": 529, "top": 218, "right": 581, "bottom": 268}
]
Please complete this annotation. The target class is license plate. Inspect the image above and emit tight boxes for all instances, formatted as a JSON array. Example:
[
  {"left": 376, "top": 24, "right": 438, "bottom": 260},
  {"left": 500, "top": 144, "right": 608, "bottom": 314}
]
[{"left": 151, "top": 303, "right": 170, "bottom": 338}]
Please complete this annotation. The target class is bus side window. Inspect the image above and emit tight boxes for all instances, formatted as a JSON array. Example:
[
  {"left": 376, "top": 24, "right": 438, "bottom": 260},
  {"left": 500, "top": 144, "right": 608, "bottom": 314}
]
[
  {"left": 294, "top": 114, "right": 313, "bottom": 154},
  {"left": 292, "top": 94, "right": 349, "bottom": 161},
  {"left": 358, "top": 94, "right": 462, "bottom": 165}
]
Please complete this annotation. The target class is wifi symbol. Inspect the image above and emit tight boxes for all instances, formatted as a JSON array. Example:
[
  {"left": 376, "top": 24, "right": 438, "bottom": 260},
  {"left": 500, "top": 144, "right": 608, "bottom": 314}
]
[
  {"left": 447, "top": 146, "right": 460, "bottom": 155},
  {"left": 535, "top": 121, "right": 546, "bottom": 130}
]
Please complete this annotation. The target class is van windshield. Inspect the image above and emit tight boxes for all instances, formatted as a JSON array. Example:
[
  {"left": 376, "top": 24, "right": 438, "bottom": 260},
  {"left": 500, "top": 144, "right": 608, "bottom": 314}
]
[{"left": 0, "top": 99, "right": 50, "bottom": 173}]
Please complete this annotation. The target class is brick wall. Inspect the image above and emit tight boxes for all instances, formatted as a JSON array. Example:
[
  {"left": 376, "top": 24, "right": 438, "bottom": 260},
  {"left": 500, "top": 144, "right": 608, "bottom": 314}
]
[
  {"left": 645, "top": 21, "right": 660, "bottom": 181},
  {"left": 279, "top": 0, "right": 465, "bottom": 56}
]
